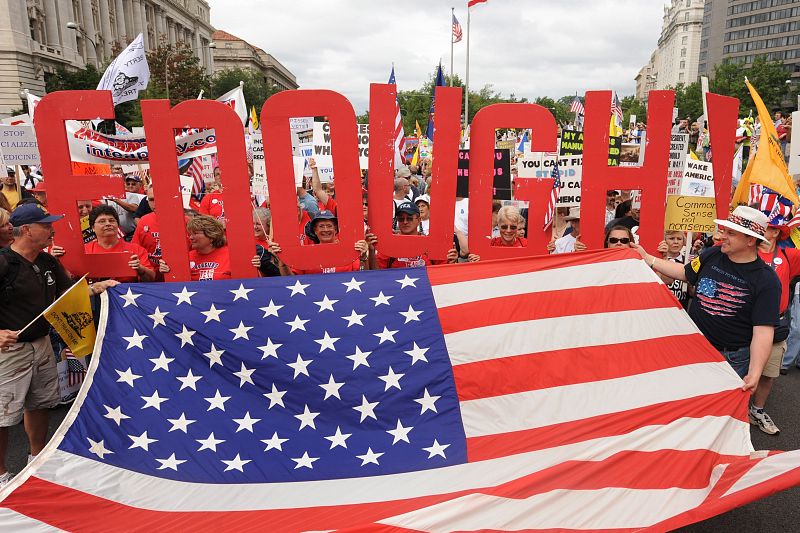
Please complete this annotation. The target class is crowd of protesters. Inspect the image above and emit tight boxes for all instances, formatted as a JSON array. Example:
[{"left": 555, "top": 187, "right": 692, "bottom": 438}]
[{"left": 0, "top": 105, "right": 798, "bottom": 487}]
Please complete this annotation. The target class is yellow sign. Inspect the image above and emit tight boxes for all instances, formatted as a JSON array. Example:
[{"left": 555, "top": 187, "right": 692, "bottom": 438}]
[
  {"left": 44, "top": 277, "right": 96, "bottom": 357},
  {"left": 664, "top": 195, "right": 716, "bottom": 233}
]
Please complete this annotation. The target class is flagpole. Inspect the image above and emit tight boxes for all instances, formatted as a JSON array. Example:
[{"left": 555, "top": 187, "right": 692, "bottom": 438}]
[
  {"left": 464, "top": 7, "right": 470, "bottom": 126},
  {"left": 15, "top": 275, "right": 89, "bottom": 336},
  {"left": 450, "top": 7, "right": 454, "bottom": 87}
]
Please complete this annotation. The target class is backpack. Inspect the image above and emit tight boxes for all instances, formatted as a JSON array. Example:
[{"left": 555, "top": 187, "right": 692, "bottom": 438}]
[{"left": 0, "top": 248, "right": 59, "bottom": 304}]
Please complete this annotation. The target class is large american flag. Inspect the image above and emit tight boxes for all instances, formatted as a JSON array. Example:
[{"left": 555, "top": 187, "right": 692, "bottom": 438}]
[
  {"left": 452, "top": 13, "right": 463, "bottom": 43},
  {"left": 569, "top": 95, "right": 585, "bottom": 115},
  {"left": 388, "top": 67, "right": 405, "bottom": 166},
  {"left": 543, "top": 159, "right": 562, "bottom": 230},
  {"left": 2, "top": 254, "right": 800, "bottom": 531}
]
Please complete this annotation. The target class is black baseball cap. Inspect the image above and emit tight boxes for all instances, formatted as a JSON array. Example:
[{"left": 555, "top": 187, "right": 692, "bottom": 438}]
[
  {"left": 396, "top": 201, "right": 420, "bottom": 216},
  {"left": 10, "top": 203, "right": 64, "bottom": 226}
]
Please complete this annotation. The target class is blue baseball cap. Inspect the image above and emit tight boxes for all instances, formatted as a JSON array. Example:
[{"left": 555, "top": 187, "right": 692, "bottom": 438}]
[{"left": 10, "top": 203, "right": 64, "bottom": 227}]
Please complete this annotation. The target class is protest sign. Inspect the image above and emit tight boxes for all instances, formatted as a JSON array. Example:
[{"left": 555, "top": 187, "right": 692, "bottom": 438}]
[
  {"left": 608, "top": 136, "right": 621, "bottom": 166},
  {"left": 789, "top": 110, "right": 799, "bottom": 175},
  {"left": 66, "top": 121, "right": 217, "bottom": 164},
  {"left": 496, "top": 139, "right": 516, "bottom": 151},
  {"left": 312, "top": 155, "right": 335, "bottom": 183},
  {"left": 250, "top": 132, "right": 267, "bottom": 195},
  {"left": 290, "top": 117, "right": 314, "bottom": 133},
  {"left": 293, "top": 157, "right": 306, "bottom": 186},
  {"left": 357, "top": 123, "right": 369, "bottom": 169},
  {"left": 667, "top": 133, "right": 689, "bottom": 196},
  {"left": 313, "top": 121, "right": 369, "bottom": 169},
  {"left": 679, "top": 158, "right": 714, "bottom": 198},
  {"left": 518, "top": 153, "right": 583, "bottom": 207},
  {"left": 179, "top": 175, "right": 194, "bottom": 208},
  {"left": 313, "top": 122, "right": 331, "bottom": 156},
  {"left": 419, "top": 138, "right": 432, "bottom": 159},
  {"left": 0, "top": 125, "right": 40, "bottom": 165},
  {"left": 664, "top": 195, "right": 715, "bottom": 232},
  {"left": 560, "top": 130, "right": 584, "bottom": 155},
  {"left": 456, "top": 149, "right": 512, "bottom": 200},
  {"left": 620, "top": 142, "right": 642, "bottom": 167},
  {"left": 1, "top": 114, "right": 30, "bottom": 126}
]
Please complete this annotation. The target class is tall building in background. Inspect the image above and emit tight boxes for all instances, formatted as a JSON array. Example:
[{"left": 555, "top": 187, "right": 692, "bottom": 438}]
[
  {"left": 634, "top": 0, "right": 705, "bottom": 102},
  {"left": 698, "top": 0, "right": 800, "bottom": 87},
  {"left": 0, "top": 0, "right": 215, "bottom": 116},
  {"left": 211, "top": 30, "right": 298, "bottom": 91}
]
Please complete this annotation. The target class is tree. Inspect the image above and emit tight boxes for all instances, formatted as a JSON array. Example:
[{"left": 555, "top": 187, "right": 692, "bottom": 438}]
[
  {"left": 210, "top": 67, "right": 282, "bottom": 116},
  {"left": 395, "top": 68, "right": 526, "bottom": 133},
  {"left": 620, "top": 95, "right": 647, "bottom": 126},
  {"left": 143, "top": 40, "right": 210, "bottom": 105},
  {"left": 709, "top": 56, "right": 789, "bottom": 113},
  {"left": 671, "top": 82, "right": 703, "bottom": 122},
  {"left": 535, "top": 96, "right": 571, "bottom": 126}
]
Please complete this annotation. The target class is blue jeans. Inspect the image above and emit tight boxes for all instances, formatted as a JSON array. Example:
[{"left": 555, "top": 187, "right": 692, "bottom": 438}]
[
  {"left": 720, "top": 346, "right": 750, "bottom": 378},
  {"left": 783, "top": 284, "right": 800, "bottom": 369}
]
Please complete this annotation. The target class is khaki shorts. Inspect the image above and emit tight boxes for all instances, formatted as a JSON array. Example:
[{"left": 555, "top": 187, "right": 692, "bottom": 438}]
[
  {"left": 763, "top": 340, "right": 786, "bottom": 379},
  {"left": 0, "top": 337, "right": 59, "bottom": 427}
]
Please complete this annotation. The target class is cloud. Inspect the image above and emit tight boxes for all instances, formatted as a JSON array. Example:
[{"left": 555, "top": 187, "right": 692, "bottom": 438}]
[{"left": 208, "top": 1, "right": 663, "bottom": 112}]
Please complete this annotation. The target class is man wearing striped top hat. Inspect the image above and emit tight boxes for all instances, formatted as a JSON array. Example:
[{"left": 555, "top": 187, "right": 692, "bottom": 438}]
[{"left": 635, "top": 206, "right": 781, "bottom": 394}]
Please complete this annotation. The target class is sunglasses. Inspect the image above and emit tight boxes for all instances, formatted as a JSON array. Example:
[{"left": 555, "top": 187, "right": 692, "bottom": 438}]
[
  {"left": 396, "top": 215, "right": 417, "bottom": 222},
  {"left": 608, "top": 237, "right": 631, "bottom": 244},
  {"left": 499, "top": 224, "right": 518, "bottom": 230}
]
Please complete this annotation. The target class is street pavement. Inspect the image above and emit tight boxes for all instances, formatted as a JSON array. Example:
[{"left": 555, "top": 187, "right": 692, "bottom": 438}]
[{"left": 6, "top": 368, "right": 800, "bottom": 531}]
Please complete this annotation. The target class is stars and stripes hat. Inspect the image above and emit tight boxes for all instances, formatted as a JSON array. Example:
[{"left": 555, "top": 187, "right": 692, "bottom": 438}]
[{"left": 714, "top": 205, "right": 769, "bottom": 243}]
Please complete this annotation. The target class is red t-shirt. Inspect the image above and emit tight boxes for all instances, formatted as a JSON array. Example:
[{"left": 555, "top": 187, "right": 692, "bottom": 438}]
[
  {"left": 758, "top": 246, "right": 800, "bottom": 312},
  {"left": 132, "top": 213, "right": 191, "bottom": 267},
  {"left": 256, "top": 237, "right": 271, "bottom": 249},
  {"left": 317, "top": 196, "right": 337, "bottom": 215},
  {"left": 189, "top": 245, "right": 231, "bottom": 281},
  {"left": 85, "top": 239, "right": 153, "bottom": 283},
  {"left": 199, "top": 192, "right": 225, "bottom": 220},
  {"left": 490, "top": 236, "right": 528, "bottom": 248}
]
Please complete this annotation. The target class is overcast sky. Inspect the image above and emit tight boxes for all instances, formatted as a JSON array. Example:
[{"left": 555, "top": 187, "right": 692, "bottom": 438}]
[{"left": 209, "top": 1, "right": 665, "bottom": 113}]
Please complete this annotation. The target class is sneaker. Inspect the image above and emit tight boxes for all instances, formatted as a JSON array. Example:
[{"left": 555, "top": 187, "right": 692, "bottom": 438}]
[
  {"left": 0, "top": 472, "right": 12, "bottom": 488},
  {"left": 749, "top": 408, "right": 780, "bottom": 435}
]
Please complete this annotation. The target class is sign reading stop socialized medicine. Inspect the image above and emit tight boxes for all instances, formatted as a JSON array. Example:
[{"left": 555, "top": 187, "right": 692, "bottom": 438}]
[{"left": 0, "top": 125, "right": 40, "bottom": 166}]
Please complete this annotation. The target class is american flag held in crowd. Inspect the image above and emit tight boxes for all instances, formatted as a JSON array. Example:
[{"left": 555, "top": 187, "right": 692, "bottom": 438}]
[
  {"left": 4, "top": 254, "right": 800, "bottom": 531},
  {"left": 2, "top": 0, "right": 800, "bottom": 530}
]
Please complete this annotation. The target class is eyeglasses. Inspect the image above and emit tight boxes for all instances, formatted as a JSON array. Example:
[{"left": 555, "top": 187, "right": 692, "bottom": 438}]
[
  {"left": 396, "top": 215, "right": 417, "bottom": 222},
  {"left": 608, "top": 237, "right": 631, "bottom": 244},
  {"left": 499, "top": 224, "right": 518, "bottom": 230}
]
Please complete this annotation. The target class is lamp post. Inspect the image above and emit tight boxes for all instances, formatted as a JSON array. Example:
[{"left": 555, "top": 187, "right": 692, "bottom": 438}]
[{"left": 66, "top": 22, "right": 99, "bottom": 67}]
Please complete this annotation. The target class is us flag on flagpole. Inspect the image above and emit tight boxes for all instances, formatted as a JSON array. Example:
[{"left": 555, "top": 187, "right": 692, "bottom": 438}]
[
  {"left": 611, "top": 92, "right": 624, "bottom": 125},
  {"left": 388, "top": 66, "right": 406, "bottom": 166},
  {"left": 3, "top": 254, "right": 800, "bottom": 531},
  {"left": 452, "top": 13, "right": 463, "bottom": 43},
  {"left": 543, "top": 159, "right": 562, "bottom": 229},
  {"left": 184, "top": 157, "right": 205, "bottom": 199},
  {"left": 569, "top": 95, "right": 585, "bottom": 115}
]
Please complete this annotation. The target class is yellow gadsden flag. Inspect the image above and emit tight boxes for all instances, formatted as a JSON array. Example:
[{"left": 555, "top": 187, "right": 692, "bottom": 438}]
[
  {"left": 732, "top": 79, "right": 799, "bottom": 207},
  {"left": 43, "top": 276, "right": 96, "bottom": 357}
]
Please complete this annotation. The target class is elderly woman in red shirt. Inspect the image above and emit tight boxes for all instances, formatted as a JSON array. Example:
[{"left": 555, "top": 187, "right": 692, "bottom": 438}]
[{"left": 490, "top": 205, "right": 527, "bottom": 248}]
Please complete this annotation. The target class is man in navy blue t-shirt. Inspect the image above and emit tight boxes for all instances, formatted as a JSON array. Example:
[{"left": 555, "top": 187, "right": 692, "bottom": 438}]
[{"left": 636, "top": 206, "right": 780, "bottom": 393}]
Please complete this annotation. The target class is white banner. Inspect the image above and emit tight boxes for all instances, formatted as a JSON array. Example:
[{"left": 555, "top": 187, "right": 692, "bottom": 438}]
[
  {"left": 357, "top": 123, "right": 369, "bottom": 170},
  {"left": 97, "top": 33, "right": 149, "bottom": 105},
  {"left": 0, "top": 125, "right": 40, "bottom": 165},
  {"left": 65, "top": 122, "right": 217, "bottom": 164},
  {"left": 1, "top": 114, "right": 30, "bottom": 126}
]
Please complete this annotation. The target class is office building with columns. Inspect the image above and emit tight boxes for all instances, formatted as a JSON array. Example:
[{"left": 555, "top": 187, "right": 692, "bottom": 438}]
[
  {"left": 0, "top": 0, "right": 215, "bottom": 116},
  {"left": 211, "top": 30, "right": 298, "bottom": 92}
]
